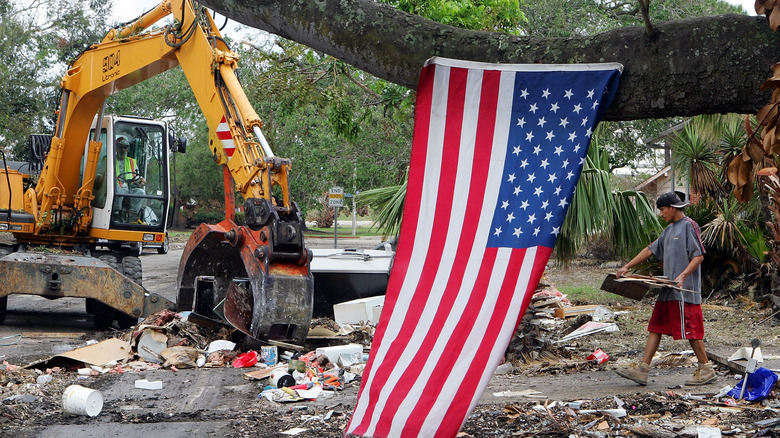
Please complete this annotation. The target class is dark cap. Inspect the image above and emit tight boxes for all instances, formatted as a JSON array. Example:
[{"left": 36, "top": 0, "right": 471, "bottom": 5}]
[
  {"left": 656, "top": 191, "right": 689, "bottom": 209},
  {"left": 116, "top": 136, "right": 129, "bottom": 148}
]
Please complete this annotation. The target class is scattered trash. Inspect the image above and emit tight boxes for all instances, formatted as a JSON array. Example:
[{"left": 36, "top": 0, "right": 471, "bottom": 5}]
[
  {"left": 315, "top": 344, "right": 363, "bottom": 364},
  {"left": 494, "top": 362, "right": 514, "bottom": 375},
  {"left": 62, "top": 385, "right": 103, "bottom": 417},
  {"left": 493, "top": 389, "right": 546, "bottom": 399},
  {"left": 556, "top": 321, "right": 619, "bottom": 343},
  {"left": 333, "top": 296, "right": 385, "bottom": 325},
  {"left": 36, "top": 374, "right": 53, "bottom": 384},
  {"left": 727, "top": 366, "right": 779, "bottom": 402},
  {"left": 271, "top": 369, "right": 296, "bottom": 388},
  {"left": 232, "top": 351, "right": 259, "bottom": 368},
  {"left": 136, "top": 329, "right": 168, "bottom": 363},
  {"left": 161, "top": 346, "right": 200, "bottom": 368},
  {"left": 135, "top": 379, "right": 163, "bottom": 390},
  {"left": 260, "top": 346, "right": 278, "bottom": 366},
  {"left": 207, "top": 340, "right": 236, "bottom": 355},
  {"left": 586, "top": 348, "right": 609, "bottom": 364}
]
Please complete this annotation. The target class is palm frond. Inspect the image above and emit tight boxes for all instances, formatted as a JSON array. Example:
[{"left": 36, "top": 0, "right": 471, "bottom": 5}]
[
  {"left": 672, "top": 118, "right": 724, "bottom": 198},
  {"left": 358, "top": 178, "right": 407, "bottom": 238}
]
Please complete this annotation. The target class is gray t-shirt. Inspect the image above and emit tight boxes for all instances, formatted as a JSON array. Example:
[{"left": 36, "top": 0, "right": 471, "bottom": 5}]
[{"left": 648, "top": 216, "right": 705, "bottom": 304}]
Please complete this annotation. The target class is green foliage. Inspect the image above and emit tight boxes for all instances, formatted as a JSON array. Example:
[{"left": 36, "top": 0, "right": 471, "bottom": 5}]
[
  {"left": 383, "top": 0, "right": 525, "bottom": 33},
  {"left": 236, "top": 39, "right": 413, "bottom": 219},
  {"left": 0, "top": 0, "right": 113, "bottom": 159},
  {"left": 672, "top": 118, "right": 723, "bottom": 197},
  {"left": 359, "top": 176, "right": 408, "bottom": 238},
  {"left": 518, "top": 0, "right": 742, "bottom": 38},
  {"left": 739, "top": 225, "right": 770, "bottom": 263}
]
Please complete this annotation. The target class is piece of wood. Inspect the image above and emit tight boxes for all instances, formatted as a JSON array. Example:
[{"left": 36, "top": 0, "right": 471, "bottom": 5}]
[
  {"left": 554, "top": 305, "right": 601, "bottom": 319},
  {"left": 600, "top": 273, "right": 650, "bottom": 300}
]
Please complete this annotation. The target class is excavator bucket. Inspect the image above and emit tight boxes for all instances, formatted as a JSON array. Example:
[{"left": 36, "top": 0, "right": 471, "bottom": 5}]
[{"left": 176, "top": 203, "right": 313, "bottom": 345}]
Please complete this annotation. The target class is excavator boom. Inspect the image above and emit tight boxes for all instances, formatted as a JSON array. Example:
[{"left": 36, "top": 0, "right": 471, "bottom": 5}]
[{"left": 0, "top": 0, "right": 313, "bottom": 343}]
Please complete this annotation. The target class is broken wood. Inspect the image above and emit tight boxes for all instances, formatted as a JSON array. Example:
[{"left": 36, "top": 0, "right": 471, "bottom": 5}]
[{"left": 554, "top": 305, "right": 603, "bottom": 319}]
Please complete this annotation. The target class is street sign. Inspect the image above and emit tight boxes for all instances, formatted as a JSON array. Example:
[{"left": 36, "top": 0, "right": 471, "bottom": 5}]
[{"left": 328, "top": 186, "right": 344, "bottom": 207}]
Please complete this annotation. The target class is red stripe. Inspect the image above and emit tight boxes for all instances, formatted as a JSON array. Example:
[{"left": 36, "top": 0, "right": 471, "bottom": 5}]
[
  {"left": 348, "top": 64, "right": 436, "bottom": 435},
  {"left": 353, "top": 65, "right": 468, "bottom": 435},
  {"left": 217, "top": 131, "right": 232, "bottom": 140},
  {"left": 371, "top": 69, "right": 501, "bottom": 437}
]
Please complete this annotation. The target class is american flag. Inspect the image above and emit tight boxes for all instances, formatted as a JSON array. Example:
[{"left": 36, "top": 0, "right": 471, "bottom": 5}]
[{"left": 346, "top": 58, "right": 622, "bottom": 438}]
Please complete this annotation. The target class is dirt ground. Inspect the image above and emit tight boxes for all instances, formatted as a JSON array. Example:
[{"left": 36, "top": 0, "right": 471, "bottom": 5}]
[{"left": 1, "top": 235, "right": 780, "bottom": 437}]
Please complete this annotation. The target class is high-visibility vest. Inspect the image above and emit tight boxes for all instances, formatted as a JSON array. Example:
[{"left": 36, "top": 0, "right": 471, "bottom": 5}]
[{"left": 116, "top": 156, "right": 136, "bottom": 188}]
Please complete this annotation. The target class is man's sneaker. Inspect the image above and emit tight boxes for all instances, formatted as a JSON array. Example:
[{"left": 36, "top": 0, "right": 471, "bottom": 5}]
[
  {"left": 615, "top": 361, "right": 649, "bottom": 385},
  {"left": 685, "top": 362, "right": 716, "bottom": 386}
]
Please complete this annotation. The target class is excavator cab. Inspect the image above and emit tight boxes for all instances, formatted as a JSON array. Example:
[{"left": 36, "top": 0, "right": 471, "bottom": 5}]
[{"left": 86, "top": 116, "right": 174, "bottom": 253}]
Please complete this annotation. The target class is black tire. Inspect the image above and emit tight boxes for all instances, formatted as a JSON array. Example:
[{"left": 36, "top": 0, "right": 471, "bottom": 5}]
[
  {"left": 116, "top": 256, "right": 143, "bottom": 328},
  {"left": 157, "top": 234, "right": 169, "bottom": 254},
  {"left": 0, "top": 249, "right": 9, "bottom": 324},
  {"left": 0, "top": 296, "right": 7, "bottom": 324},
  {"left": 93, "top": 255, "right": 119, "bottom": 329}
]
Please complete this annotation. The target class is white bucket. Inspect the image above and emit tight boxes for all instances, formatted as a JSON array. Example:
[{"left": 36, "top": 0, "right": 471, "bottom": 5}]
[
  {"left": 62, "top": 385, "right": 103, "bottom": 417},
  {"left": 271, "top": 369, "right": 295, "bottom": 388}
]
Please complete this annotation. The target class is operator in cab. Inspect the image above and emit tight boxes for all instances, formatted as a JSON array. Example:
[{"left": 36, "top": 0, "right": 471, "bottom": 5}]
[{"left": 113, "top": 135, "right": 146, "bottom": 223}]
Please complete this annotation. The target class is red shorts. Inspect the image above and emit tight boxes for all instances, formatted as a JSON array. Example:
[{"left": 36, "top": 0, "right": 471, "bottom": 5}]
[{"left": 648, "top": 300, "right": 704, "bottom": 340}]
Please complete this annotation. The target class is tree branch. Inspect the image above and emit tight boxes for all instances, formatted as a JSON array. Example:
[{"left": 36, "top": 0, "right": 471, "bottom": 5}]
[{"left": 199, "top": 0, "right": 780, "bottom": 121}]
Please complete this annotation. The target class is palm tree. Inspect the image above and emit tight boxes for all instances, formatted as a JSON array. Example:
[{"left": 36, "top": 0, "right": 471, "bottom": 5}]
[{"left": 671, "top": 117, "right": 724, "bottom": 199}]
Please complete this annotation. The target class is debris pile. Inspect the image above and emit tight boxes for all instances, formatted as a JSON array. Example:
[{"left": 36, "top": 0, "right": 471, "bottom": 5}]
[{"left": 462, "top": 391, "right": 780, "bottom": 437}]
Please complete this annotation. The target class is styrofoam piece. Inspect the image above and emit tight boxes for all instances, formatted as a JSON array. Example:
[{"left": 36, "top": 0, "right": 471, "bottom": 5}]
[
  {"left": 316, "top": 343, "right": 363, "bottom": 364},
  {"left": 333, "top": 296, "right": 385, "bottom": 325},
  {"left": 134, "top": 379, "right": 163, "bottom": 390},
  {"left": 62, "top": 385, "right": 103, "bottom": 417},
  {"left": 371, "top": 305, "right": 383, "bottom": 324},
  {"left": 207, "top": 340, "right": 236, "bottom": 354}
]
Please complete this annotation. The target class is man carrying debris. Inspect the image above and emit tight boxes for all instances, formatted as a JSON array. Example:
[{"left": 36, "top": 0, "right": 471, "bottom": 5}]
[{"left": 614, "top": 191, "right": 715, "bottom": 386}]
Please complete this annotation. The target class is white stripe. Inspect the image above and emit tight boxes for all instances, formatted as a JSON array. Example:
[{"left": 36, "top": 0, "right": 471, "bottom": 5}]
[
  {"left": 362, "top": 68, "right": 485, "bottom": 437},
  {"left": 349, "top": 64, "right": 451, "bottom": 431},
  {"left": 425, "top": 57, "right": 623, "bottom": 73},
  {"left": 217, "top": 121, "right": 229, "bottom": 132}
]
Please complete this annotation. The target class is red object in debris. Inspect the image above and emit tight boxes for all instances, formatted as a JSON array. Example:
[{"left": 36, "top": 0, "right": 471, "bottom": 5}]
[
  {"left": 586, "top": 349, "right": 609, "bottom": 364},
  {"left": 232, "top": 351, "right": 259, "bottom": 368}
]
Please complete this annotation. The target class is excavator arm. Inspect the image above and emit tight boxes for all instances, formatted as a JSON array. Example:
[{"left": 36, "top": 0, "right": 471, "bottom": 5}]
[{"left": 30, "top": 0, "right": 313, "bottom": 343}]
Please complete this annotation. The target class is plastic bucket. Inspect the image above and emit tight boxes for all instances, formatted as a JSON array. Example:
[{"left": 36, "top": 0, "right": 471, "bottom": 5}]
[
  {"left": 271, "top": 369, "right": 295, "bottom": 388},
  {"left": 62, "top": 385, "right": 103, "bottom": 417}
]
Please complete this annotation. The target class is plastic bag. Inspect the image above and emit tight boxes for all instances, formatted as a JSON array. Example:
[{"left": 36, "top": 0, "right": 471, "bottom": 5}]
[
  {"left": 727, "top": 367, "right": 779, "bottom": 402},
  {"left": 232, "top": 351, "right": 259, "bottom": 368}
]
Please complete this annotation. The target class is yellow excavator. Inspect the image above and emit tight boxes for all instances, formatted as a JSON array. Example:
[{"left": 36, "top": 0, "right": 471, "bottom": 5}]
[{"left": 0, "top": 0, "right": 313, "bottom": 344}]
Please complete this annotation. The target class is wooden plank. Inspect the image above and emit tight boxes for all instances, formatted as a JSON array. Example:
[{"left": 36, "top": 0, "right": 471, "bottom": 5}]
[{"left": 554, "top": 305, "right": 601, "bottom": 319}]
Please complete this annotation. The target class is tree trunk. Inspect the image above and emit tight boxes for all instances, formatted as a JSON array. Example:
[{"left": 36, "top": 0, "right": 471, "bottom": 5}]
[{"left": 199, "top": 0, "right": 780, "bottom": 121}]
